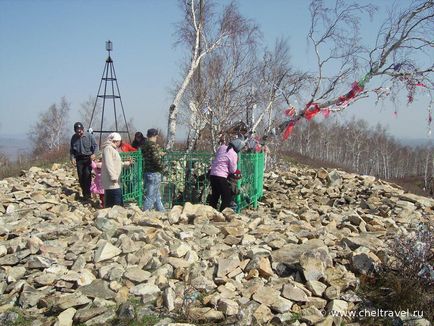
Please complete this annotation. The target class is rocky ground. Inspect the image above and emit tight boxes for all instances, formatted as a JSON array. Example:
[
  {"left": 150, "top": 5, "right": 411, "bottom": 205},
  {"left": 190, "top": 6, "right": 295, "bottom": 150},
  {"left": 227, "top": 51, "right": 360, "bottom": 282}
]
[{"left": 0, "top": 162, "right": 432, "bottom": 326}]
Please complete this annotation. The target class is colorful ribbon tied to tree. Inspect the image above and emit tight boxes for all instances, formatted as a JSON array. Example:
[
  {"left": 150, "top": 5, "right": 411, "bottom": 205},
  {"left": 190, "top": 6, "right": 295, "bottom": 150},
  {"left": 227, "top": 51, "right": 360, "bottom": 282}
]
[
  {"left": 282, "top": 120, "right": 297, "bottom": 140},
  {"left": 304, "top": 102, "right": 320, "bottom": 121}
]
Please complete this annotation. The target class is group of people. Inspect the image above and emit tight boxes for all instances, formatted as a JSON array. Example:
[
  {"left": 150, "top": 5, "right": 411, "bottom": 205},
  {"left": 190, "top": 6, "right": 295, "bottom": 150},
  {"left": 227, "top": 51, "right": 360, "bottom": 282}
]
[
  {"left": 70, "top": 120, "right": 250, "bottom": 213},
  {"left": 70, "top": 122, "right": 165, "bottom": 211}
]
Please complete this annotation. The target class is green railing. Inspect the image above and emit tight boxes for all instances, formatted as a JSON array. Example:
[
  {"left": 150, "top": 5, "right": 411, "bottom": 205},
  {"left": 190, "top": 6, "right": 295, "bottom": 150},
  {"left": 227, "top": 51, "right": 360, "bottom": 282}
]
[
  {"left": 161, "top": 151, "right": 213, "bottom": 208},
  {"left": 120, "top": 150, "right": 143, "bottom": 207},
  {"left": 160, "top": 151, "right": 265, "bottom": 211},
  {"left": 235, "top": 152, "right": 265, "bottom": 210},
  {"left": 120, "top": 150, "right": 264, "bottom": 211}
]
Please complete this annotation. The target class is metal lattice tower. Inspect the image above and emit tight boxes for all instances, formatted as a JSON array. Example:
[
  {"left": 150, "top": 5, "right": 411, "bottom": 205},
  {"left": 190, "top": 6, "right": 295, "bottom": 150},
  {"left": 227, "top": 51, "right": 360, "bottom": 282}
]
[{"left": 89, "top": 40, "right": 130, "bottom": 146}]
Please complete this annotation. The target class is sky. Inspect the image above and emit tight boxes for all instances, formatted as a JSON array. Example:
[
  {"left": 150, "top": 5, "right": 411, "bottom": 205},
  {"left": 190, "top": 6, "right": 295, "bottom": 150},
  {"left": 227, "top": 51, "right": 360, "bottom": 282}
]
[{"left": 0, "top": 0, "right": 432, "bottom": 143}]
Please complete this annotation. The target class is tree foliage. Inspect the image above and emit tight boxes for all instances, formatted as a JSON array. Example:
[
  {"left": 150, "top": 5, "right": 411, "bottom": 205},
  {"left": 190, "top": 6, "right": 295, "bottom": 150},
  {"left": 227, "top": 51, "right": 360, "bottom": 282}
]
[
  {"left": 171, "top": 0, "right": 433, "bottom": 151},
  {"left": 29, "top": 97, "right": 71, "bottom": 156},
  {"left": 167, "top": 0, "right": 238, "bottom": 149},
  {"left": 174, "top": 1, "right": 311, "bottom": 151},
  {"left": 277, "top": 0, "right": 433, "bottom": 136},
  {"left": 279, "top": 117, "right": 433, "bottom": 182}
]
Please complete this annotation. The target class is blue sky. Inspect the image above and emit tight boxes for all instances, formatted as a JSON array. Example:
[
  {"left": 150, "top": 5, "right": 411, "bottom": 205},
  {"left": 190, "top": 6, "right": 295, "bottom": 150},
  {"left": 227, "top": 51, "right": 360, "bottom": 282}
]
[{"left": 0, "top": 0, "right": 432, "bottom": 142}]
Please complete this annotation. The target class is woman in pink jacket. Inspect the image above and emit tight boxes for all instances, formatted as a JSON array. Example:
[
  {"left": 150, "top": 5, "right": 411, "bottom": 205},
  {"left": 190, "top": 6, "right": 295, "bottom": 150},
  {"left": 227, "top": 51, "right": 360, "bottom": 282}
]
[{"left": 209, "top": 138, "right": 245, "bottom": 211}]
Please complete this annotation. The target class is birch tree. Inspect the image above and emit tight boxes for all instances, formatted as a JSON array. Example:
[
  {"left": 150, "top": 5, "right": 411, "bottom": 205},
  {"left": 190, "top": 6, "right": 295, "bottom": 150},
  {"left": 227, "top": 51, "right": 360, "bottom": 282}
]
[
  {"left": 277, "top": 0, "right": 433, "bottom": 137},
  {"left": 167, "top": 0, "right": 236, "bottom": 150},
  {"left": 29, "top": 97, "right": 71, "bottom": 156},
  {"left": 250, "top": 39, "right": 310, "bottom": 135},
  {"left": 173, "top": 2, "right": 312, "bottom": 152},
  {"left": 280, "top": 115, "right": 434, "bottom": 187},
  {"left": 176, "top": 1, "right": 261, "bottom": 151},
  {"left": 180, "top": 37, "right": 309, "bottom": 151},
  {"left": 79, "top": 96, "right": 102, "bottom": 131}
]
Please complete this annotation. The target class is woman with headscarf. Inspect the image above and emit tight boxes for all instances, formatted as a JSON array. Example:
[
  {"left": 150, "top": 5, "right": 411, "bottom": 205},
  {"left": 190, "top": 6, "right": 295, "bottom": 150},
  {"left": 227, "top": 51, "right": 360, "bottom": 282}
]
[
  {"left": 101, "top": 132, "right": 131, "bottom": 207},
  {"left": 209, "top": 137, "right": 245, "bottom": 211}
]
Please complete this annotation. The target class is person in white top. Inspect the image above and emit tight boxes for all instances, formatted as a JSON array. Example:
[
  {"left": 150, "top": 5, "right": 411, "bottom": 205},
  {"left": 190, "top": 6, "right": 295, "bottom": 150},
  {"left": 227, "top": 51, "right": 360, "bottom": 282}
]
[{"left": 101, "top": 132, "right": 131, "bottom": 207}]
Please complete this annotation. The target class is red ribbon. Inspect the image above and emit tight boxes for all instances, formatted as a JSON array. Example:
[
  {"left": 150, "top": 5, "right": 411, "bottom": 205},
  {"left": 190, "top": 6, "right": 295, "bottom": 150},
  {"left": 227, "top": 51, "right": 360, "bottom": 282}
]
[
  {"left": 304, "top": 102, "right": 320, "bottom": 121},
  {"left": 282, "top": 121, "right": 296, "bottom": 140},
  {"left": 352, "top": 81, "right": 364, "bottom": 94},
  {"left": 337, "top": 81, "right": 364, "bottom": 106},
  {"left": 284, "top": 106, "right": 296, "bottom": 117}
]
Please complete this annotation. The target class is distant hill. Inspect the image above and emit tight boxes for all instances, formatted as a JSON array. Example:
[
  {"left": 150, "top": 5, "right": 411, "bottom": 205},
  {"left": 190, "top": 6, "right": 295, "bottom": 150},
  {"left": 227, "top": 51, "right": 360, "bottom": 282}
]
[
  {"left": 0, "top": 133, "right": 31, "bottom": 161},
  {"left": 398, "top": 138, "right": 432, "bottom": 147},
  {"left": 0, "top": 133, "right": 431, "bottom": 162}
]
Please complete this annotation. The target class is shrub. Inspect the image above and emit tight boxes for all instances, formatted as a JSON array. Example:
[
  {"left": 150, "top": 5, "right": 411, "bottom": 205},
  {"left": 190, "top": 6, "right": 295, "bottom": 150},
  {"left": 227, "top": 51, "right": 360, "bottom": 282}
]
[{"left": 360, "top": 222, "right": 434, "bottom": 323}]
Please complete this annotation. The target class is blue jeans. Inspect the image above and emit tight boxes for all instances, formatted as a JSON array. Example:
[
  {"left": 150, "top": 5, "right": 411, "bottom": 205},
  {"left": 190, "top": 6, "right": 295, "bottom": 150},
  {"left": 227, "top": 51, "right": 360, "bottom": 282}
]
[
  {"left": 143, "top": 172, "right": 165, "bottom": 211},
  {"left": 105, "top": 188, "right": 123, "bottom": 208}
]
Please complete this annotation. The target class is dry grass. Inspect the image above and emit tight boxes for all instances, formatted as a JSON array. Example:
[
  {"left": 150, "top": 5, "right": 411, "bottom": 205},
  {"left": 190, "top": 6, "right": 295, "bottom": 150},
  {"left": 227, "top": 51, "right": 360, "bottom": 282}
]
[
  {"left": 0, "top": 145, "right": 69, "bottom": 179},
  {"left": 359, "top": 222, "right": 434, "bottom": 323}
]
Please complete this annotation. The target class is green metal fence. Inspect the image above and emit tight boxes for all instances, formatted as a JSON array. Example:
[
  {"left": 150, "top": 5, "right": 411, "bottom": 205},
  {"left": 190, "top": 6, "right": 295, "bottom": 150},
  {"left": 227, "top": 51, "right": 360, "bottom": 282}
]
[
  {"left": 120, "top": 150, "right": 143, "bottom": 207},
  {"left": 161, "top": 151, "right": 265, "bottom": 211},
  {"left": 121, "top": 150, "right": 265, "bottom": 212},
  {"left": 161, "top": 151, "right": 213, "bottom": 208},
  {"left": 235, "top": 152, "right": 265, "bottom": 210}
]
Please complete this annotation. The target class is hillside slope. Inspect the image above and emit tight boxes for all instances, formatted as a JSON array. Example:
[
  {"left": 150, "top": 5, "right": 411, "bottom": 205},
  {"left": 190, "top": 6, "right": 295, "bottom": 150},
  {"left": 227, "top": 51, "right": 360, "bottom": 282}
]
[{"left": 0, "top": 163, "right": 432, "bottom": 325}]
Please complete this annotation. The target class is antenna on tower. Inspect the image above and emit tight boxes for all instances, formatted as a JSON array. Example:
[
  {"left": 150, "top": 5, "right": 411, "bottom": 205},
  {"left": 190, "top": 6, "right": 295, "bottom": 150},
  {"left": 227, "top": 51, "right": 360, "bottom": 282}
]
[
  {"left": 106, "top": 40, "right": 112, "bottom": 53},
  {"left": 89, "top": 40, "right": 131, "bottom": 146}
]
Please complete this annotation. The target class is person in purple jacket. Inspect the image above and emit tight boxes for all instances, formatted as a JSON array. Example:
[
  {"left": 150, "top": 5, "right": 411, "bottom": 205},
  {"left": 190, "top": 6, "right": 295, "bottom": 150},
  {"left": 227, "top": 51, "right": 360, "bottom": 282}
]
[{"left": 209, "top": 137, "right": 245, "bottom": 211}]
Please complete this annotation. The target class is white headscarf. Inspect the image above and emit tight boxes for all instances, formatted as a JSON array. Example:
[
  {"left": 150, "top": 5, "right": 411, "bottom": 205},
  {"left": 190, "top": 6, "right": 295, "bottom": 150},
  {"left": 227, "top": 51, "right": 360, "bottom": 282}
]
[{"left": 107, "top": 132, "right": 122, "bottom": 142}]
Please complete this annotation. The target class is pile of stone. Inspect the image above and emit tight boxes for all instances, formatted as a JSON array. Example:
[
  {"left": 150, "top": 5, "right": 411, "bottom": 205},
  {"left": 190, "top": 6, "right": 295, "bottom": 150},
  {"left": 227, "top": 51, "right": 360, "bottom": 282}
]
[{"left": 0, "top": 163, "right": 432, "bottom": 326}]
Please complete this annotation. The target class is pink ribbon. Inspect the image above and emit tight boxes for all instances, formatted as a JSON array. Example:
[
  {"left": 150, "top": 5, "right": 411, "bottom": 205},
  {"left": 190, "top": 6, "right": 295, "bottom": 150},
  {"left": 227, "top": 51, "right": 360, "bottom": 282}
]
[{"left": 322, "top": 108, "right": 330, "bottom": 118}]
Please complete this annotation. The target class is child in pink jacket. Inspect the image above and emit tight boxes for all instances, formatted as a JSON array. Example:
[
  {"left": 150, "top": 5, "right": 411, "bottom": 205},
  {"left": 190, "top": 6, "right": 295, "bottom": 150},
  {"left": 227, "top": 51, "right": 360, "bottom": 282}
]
[{"left": 90, "top": 158, "right": 104, "bottom": 208}]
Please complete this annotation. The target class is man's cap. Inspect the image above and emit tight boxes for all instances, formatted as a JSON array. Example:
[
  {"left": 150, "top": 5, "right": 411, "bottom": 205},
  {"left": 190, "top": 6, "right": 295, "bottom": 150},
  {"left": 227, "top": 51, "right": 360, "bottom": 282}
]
[
  {"left": 147, "top": 128, "right": 159, "bottom": 137},
  {"left": 74, "top": 122, "right": 84, "bottom": 131}
]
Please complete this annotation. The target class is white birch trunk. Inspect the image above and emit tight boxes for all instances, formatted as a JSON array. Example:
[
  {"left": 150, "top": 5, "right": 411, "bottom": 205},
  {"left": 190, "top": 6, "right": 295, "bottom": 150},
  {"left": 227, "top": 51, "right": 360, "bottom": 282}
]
[
  {"left": 167, "top": 62, "right": 199, "bottom": 150},
  {"left": 166, "top": 0, "right": 225, "bottom": 150}
]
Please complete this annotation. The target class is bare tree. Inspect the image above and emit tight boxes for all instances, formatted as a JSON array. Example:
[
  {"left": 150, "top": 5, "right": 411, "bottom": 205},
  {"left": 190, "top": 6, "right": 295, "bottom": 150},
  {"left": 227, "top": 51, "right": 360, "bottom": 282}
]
[
  {"left": 280, "top": 115, "right": 434, "bottom": 192},
  {"left": 423, "top": 143, "right": 433, "bottom": 193},
  {"left": 79, "top": 96, "right": 103, "bottom": 131},
  {"left": 176, "top": 0, "right": 262, "bottom": 151},
  {"left": 277, "top": 0, "right": 433, "bottom": 137},
  {"left": 167, "top": 0, "right": 234, "bottom": 150},
  {"left": 180, "top": 37, "right": 310, "bottom": 152},
  {"left": 0, "top": 152, "right": 9, "bottom": 168},
  {"left": 29, "top": 97, "right": 71, "bottom": 156},
  {"left": 249, "top": 39, "right": 309, "bottom": 135}
]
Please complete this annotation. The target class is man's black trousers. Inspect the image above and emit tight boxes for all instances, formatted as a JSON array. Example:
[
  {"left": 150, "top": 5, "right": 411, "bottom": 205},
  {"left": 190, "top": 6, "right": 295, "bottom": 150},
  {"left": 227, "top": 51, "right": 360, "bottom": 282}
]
[{"left": 76, "top": 156, "right": 92, "bottom": 198}]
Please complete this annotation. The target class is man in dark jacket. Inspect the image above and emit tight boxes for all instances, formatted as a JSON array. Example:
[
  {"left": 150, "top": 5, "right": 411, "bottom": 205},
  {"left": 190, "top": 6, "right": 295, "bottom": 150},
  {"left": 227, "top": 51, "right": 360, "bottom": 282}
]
[
  {"left": 140, "top": 128, "right": 165, "bottom": 211},
  {"left": 70, "top": 122, "right": 98, "bottom": 200}
]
